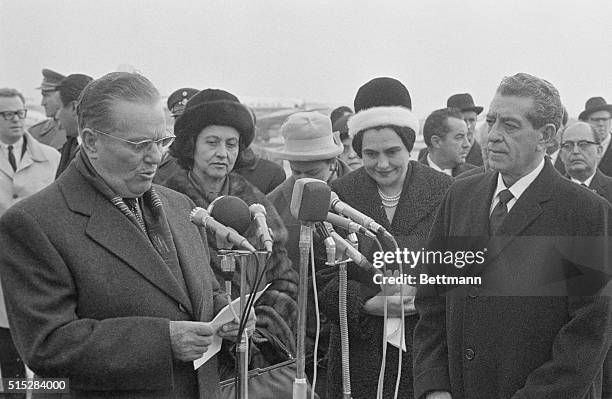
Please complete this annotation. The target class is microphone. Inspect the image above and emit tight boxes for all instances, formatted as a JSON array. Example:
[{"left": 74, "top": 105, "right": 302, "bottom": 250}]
[
  {"left": 315, "top": 222, "right": 336, "bottom": 266},
  {"left": 326, "top": 212, "right": 376, "bottom": 239},
  {"left": 249, "top": 203, "right": 273, "bottom": 252},
  {"left": 290, "top": 178, "right": 331, "bottom": 222},
  {"left": 208, "top": 196, "right": 252, "bottom": 234},
  {"left": 324, "top": 223, "right": 381, "bottom": 275},
  {"left": 329, "top": 192, "right": 390, "bottom": 237},
  {"left": 190, "top": 207, "right": 256, "bottom": 252}
]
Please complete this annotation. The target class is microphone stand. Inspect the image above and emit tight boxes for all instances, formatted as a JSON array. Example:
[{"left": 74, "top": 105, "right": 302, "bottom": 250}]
[
  {"left": 294, "top": 223, "right": 313, "bottom": 399},
  {"left": 218, "top": 248, "right": 251, "bottom": 399}
]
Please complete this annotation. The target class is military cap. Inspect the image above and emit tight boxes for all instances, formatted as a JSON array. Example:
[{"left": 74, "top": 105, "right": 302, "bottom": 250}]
[
  {"left": 167, "top": 88, "right": 198, "bottom": 117},
  {"left": 37, "top": 68, "right": 66, "bottom": 92}
]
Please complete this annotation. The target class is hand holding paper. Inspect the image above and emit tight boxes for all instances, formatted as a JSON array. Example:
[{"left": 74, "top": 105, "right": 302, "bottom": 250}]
[{"left": 193, "top": 284, "right": 270, "bottom": 370}]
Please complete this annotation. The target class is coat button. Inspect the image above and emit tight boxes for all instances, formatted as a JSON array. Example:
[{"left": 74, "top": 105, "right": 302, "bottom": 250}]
[
  {"left": 465, "top": 348, "right": 475, "bottom": 360},
  {"left": 12, "top": 194, "right": 18, "bottom": 199},
  {"left": 178, "top": 304, "right": 188, "bottom": 313},
  {"left": 468, "top": 286, "right": 478, "bottom": 298}
]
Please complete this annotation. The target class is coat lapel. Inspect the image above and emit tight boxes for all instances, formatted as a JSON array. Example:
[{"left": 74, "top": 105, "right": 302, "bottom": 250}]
[
  {"left": 164, "top": 198, "right": 206, "bottom": 319},
  {"left": 60, "top": 167, "right": 194, "bottom": 313},
  {"left": 391, "top": 162, "right": 449, "bottom": 235},
  {"left": 0, "top": 151, "right": 13, "bottom": 177}
]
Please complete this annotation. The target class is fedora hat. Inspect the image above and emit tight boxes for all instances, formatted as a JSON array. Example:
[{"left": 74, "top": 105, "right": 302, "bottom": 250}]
[
  {"left": 578, "top": 97, "right": 612, "bottom": 121},
  {"left": 271, "top": 111, "right": 343, "bottom": 161},
  {"left": 447, "top": 93, "right": 483, "bottom": 114}
]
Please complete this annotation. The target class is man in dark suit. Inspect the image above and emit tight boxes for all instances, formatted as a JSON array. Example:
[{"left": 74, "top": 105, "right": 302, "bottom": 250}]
[
  {"left": 560, "top": 121, "right": 612, "bottom": 398},
  {"left": 414, "top": 73, "right": 612, "bottom": 399},
  {"left": 419, "top": 107, "right": 476, "bottom": 177},
  {"left": 447, "top": 93, "right": 484, "bottom": 166},
  {"left": 579, "top": 97, "right": 612, "bottom": 177},
  {"left": 0, "top": 72, "right": 253, "bottom": 398}
]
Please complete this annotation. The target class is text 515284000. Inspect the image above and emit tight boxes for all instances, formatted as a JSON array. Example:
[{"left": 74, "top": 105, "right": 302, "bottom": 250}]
[{"left": 1, "top": 378, "right": 69, "bottom": 393}]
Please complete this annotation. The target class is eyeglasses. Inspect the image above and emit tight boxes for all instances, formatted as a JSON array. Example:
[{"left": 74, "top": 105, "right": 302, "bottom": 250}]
[
  {"left": 0, "top": 109, "right": 27, "bottom": 121},
  {"left": 560, "top": 140, "right": 599, "bottom": 151},
  {"left": 588, "top": 117, "right": 611, "bottom": 123},
  {"left": 90, "top": 128, "right": 175, "bottom": 153}
]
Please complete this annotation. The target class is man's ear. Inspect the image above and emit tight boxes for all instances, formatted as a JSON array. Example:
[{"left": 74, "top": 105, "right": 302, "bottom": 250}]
[
  {"left": 70, "top": 101, "right": 78, "bottom": 115},
  {"left": 80, "top": 128, "right": 99, "bottom": 160},
  {"left": 431, "top": 135, "right": 441, "bottom": 148},
  {"left": 538, "top": 123, "right": 557, "bottom": 148}
]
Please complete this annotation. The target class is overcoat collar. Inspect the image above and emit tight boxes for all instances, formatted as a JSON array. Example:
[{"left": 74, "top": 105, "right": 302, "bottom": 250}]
[{"left": 58, "top": 165, "right": 194, "bottom": 315}]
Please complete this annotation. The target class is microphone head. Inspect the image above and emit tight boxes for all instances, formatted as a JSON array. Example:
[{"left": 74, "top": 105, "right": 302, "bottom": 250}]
[
  {"left": 290, "top": 178, "right": 331, "bottom": 222},
  {"left": 208, "top": 196, "right": 252, "bottom": 234}
]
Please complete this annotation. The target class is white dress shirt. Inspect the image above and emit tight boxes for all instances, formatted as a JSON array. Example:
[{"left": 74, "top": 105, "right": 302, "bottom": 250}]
[
  {"left": 427, "top": 154, "right": 453, "bottom": 176},
  {"left": 490, "top": 158, "right": 545, "bottom": 215}
]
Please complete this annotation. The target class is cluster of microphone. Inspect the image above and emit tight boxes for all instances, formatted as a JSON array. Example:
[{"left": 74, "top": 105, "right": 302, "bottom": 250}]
[{"left": 189, "top": 177, "right": 391, "bottom": 274}]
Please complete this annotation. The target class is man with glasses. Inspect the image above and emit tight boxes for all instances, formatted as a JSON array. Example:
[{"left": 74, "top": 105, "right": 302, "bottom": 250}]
[
  {"left": 579, "top": 97, "right": 612, "bottom": 176},
  {"left": 0, "top": 88, "right": 59, "bottom": 394},
  {"left": 560, "top": 122, "right": 612, "bottom": 197},
  {"left": 0, "top": 73, "right": 251, "bottom": 398}
]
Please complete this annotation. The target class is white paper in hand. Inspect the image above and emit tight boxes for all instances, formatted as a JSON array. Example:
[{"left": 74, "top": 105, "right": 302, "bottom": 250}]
[
  {"left": 193, "top": 284, "right": 270, "bottom": 370},
  {"left": 386, "top": 317, "right": 406, "bottom": 351}
]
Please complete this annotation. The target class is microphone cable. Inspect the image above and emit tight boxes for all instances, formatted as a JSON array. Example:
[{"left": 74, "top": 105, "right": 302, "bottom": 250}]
[{"left": 233, "top": 252, "right": 271, "bottom": 399}]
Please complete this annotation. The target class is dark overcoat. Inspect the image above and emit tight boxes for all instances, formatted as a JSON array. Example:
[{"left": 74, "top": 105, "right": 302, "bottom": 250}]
[
  {"left": 0, "top": 164, "right": 226, "bottom": 398},
  {"left": 414, "top": 159, "right": 612, "bottom": 399}
]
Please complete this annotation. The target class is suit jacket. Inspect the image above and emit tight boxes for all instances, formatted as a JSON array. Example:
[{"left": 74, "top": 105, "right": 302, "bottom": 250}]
[
  {"left": 465, "top": 141, "right": 484, "bottom": 166},
  {"left": 419, "top": 153, "right": 477, "bottom": 177},
  {"left": 587, "top": 169, "right": 612, "bottom": 204},
  {"left": 28, "top": 118, "right": 66, "bottom": 151},
  {"left": 414, "top": 159, "right": 612, "bottom": 399},
  {"left": 582, "top": 169, "right": 612, "bottom": 398},
  {"left": 598, "top": 140, "right": 612, "bottom": 177},
  {"left": 0, "top": 164, "right": 225, "bottom": 398}
]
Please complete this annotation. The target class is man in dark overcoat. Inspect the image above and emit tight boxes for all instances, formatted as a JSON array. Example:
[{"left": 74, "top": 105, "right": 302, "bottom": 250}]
[
  {"left": 414, "top": 73, "right": 612, "bottom": 399},
  {"left": 0, "top": 72, "right": 252, "bottom": 398}
]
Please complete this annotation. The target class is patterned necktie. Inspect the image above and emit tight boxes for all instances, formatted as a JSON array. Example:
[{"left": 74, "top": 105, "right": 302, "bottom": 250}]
[
  {"left": 7, "top": 145, "right": 17, "bottom": 172},
  {"left": 124, "top": 198, "right": 147, "bottom": 234},
  {"left": 489, "top": 189, "right": 514, "bottom": 235}
]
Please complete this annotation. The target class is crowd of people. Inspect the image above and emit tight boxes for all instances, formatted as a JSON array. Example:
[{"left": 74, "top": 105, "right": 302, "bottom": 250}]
[{"left": 0, "top": 67, "right": 610, "bottom": 399}]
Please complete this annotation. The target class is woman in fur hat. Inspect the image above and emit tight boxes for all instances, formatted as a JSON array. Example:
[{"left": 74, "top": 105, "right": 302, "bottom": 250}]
[
  {"left": 161, "top": 89, "right": 298, "bottom": 379},
  {"left": 318, "top": 78, "right": 453, "bottom": 399}
]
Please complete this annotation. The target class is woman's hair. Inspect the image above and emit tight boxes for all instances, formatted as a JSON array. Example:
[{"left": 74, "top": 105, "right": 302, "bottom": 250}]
[{"left": 352, "top": 125, "right": 416, "bottom": 157}]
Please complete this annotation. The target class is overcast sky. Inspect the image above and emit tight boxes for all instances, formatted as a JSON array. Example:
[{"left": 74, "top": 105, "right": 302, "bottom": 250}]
[{"left": 2, "top": 0, "right": 612, "bottom": 119}]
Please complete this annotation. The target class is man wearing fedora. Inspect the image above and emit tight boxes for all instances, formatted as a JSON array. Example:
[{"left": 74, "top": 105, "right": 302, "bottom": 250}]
[
  {"left": 447, "top": 93, "right": 484, "bottom": 166},
  {"left": 418, "top": 93, "right": 485, "bottom": 166},
  {"left": 579, "top": 96, "right": 612, "bottom": 177},
  {"left": 29, "top": 68, "right": 67, "bottom": 151}
]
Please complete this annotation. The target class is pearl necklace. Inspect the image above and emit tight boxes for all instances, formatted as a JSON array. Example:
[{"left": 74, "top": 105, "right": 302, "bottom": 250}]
[{"left": 378, "top": 187, "right": 401, "bottom": 208}]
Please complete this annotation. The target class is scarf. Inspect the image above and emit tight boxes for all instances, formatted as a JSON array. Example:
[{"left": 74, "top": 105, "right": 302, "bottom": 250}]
[{"left": 75, "top": 152, "right": 189, "bottom": 295}]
